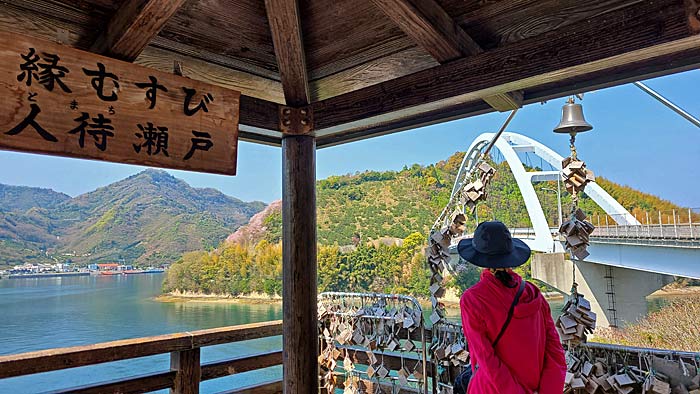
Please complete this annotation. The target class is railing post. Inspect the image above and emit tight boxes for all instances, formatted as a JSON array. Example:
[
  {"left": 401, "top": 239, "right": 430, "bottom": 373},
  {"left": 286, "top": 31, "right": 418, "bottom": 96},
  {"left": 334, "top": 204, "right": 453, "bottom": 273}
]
[
  {"left": 658, "top": 211, "right": 663, "bottom": 237},
  {"left": 171, "top": 348, "right": 201, "bottom": 394},
  {"left": 673, "top": 209, "right": 678, "bottom": 238},
  {"left": 690, "top": 209, "right": 694, "bottom": 238},
  {"left": 605, "top": 215, "right": 609, "bottom": 236},
  {"left": 646, "top": 211, "right": 650, "bottom": 237}
]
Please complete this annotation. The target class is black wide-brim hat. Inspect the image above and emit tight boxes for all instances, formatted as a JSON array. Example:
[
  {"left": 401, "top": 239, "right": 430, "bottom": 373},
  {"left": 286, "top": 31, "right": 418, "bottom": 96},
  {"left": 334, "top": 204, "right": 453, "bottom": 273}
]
[{"left": 457, "top": 221, "right": 531, "bottom": 269}]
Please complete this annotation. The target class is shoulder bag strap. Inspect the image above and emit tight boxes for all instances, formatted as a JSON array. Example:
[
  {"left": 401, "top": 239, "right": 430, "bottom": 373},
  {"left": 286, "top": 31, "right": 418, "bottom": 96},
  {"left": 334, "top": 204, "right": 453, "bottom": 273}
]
[{"left": 492, "top": 279, "right": 526, "bottom": 348}]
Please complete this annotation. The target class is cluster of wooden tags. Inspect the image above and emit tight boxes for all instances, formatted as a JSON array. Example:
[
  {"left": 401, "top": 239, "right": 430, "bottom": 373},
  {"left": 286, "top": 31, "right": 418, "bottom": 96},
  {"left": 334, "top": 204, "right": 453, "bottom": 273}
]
[
  {"left": 559, "top": 208, "right": 596, "bottom": 260},
  {"left": 428, "top": 226, "right": 451, "bottom": 301},
  {"left": 460, "top": 162, "right": 496, "bottom": 213},
  {"left": 427, "top": 214, "right": 466, "bottom": 325},
  {"left": 429, "top": 323, "right": 469, "bottom": 394},
  {"left": 318, "top": 299, "right": 425, "bottom": 393},
  {"left": 427, "top": 161, "right": 494, "bottom": 328},
  {"left": 556, "top": 292, "right": 596, "bottom": 344},
  {"left": 431, "top": 324, "right": 469, "bottom": 368},
  {"left": 564, "top": 352, "right": 700, "bottom": 394},
  {"left": 562, "top": 157, "right": 595, "bottom": 194},
  {"left": 560, "top": 156, "right": 597, "bottom": 260}
]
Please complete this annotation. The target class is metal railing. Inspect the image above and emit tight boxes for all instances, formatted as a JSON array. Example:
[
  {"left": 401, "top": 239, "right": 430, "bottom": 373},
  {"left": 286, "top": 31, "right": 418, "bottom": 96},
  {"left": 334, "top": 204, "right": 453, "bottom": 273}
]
[
  {"left": 460, "top": 209, "right": 700, "bottom": 241},
  {"left": 318, "top": 292, "right": 430, "bottom": 394},
  {"left": 591, "top": 223, "right": 700, "bottom": 239},
  {"left": 0, "top": 321, "right": 284, "bottom": 394},
  {"left": 489, "top": 224, "right": 700, "bottom": 241}
]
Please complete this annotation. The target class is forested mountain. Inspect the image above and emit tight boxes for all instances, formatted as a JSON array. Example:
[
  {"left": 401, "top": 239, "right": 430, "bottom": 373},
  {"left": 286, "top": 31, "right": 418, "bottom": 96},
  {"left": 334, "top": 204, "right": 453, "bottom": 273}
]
[
  {"left": 162, "top": 151, "right": 690, "bottom": 297},
  {"left": 2, "top": 147, "right": 687, "bottom": 274},
  {"left": 0, "top": 185, "right": 72, "bottom": 265},
  {"left": 0, "top": 170, "right": 264, "bottom": 267},
  {"left": 0, "top": 184, "right": 71, "bottom": 213},
  {"left": 316, "top": 152, "right": 687, "bottom": 245}
]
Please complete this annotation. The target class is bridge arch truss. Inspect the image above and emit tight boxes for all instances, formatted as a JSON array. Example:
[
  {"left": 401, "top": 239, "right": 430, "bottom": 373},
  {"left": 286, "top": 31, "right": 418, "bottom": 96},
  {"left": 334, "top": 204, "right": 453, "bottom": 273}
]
[{"left": 453, "top": 132, "right": 639, "bottom": 253}]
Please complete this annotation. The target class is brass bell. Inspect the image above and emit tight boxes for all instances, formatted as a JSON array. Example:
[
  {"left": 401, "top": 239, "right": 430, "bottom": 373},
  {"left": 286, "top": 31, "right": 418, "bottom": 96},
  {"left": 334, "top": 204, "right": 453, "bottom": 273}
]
[{"left": 554, "top": 97, "right": 593, "bottom": 134}]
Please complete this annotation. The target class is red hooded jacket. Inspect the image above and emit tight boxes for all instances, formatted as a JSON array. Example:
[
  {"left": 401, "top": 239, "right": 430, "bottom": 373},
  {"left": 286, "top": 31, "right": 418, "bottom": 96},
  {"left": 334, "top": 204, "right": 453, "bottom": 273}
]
[{"left": 460, "top": 270, "right": 566, "bottom": 394}]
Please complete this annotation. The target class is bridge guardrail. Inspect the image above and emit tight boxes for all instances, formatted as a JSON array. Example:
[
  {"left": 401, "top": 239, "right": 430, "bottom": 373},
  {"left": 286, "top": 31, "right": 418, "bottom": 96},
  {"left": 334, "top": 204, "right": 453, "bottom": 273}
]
[
  {"left": 592, "top": 223, "right": 700, "bottom": 240},
  {"left": 462, "top": 225, "right": 700, "bottom": 242}
]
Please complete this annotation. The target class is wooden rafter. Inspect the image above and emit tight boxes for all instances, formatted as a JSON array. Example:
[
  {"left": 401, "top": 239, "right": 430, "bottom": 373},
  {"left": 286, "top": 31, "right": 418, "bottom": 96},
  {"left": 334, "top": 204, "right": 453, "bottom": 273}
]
[
  {"left": 2, "top": 0, "right": 700, "bottom": 148},
  {"left": 265, "top": 0, "right": 311, "bottom": 107},
  {"left": 315, "top": 44, "right": 700, "bottom": 148},
  {"left": 91, "top": 0, "right": 186, "bottom": 62},
  {"left": 136, "top": 46, "right": 285, "bottom": 104},
  {"left": 313, "top": 0, "right": 700, "bottom": 138},
  {"left": 369, "top": 0, "right": 522, "bottom": 111},
  {"left": 370, "top": 0, "right": 482, "bottom": 61}
]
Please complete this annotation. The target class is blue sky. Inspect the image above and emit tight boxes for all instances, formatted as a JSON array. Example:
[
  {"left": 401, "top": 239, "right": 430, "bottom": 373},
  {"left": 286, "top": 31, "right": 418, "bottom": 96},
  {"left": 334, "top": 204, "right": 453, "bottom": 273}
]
[{"left": 0, "top": 69, "right": 698, "bottom": 208}]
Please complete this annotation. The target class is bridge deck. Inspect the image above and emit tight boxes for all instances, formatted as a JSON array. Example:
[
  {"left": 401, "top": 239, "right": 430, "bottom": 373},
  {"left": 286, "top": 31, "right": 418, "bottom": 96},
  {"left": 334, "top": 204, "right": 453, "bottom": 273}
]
[{"left": 452, "top": 224, "right": 700, "bottom": 278}]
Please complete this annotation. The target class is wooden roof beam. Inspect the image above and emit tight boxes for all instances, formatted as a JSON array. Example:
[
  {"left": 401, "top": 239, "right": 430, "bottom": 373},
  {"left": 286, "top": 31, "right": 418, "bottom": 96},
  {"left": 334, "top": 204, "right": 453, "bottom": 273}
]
[
  {"left": 315, "top": 44, "right": 700, "bottom": 148},
  {"left": 370, "top": 0, "right": 522, "bottom": 111},
  {"left": 370, "top": 0, "right": 483, "bottom": 61},
  {"left": 91, "top": 0, "right": 186, "bottom": 62},
  {"left": 265, "top": 0, "right": 311, "bottom": 107},
  {"left": 312, "top": 0, "right": 700, "bottom": 144}
]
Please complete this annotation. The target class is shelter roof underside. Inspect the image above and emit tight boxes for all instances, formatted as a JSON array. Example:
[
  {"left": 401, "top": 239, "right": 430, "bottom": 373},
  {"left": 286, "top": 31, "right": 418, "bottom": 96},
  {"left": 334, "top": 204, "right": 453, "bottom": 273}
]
[{"left": 2, "top": 0, "right": 700, "bottom": 147}]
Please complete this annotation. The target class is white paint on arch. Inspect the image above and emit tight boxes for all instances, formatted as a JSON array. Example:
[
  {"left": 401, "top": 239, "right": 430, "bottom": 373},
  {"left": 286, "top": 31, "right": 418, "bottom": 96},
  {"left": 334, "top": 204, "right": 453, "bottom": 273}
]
[{"left": 453, "top": 132, "right": 639, "bottom": 253}]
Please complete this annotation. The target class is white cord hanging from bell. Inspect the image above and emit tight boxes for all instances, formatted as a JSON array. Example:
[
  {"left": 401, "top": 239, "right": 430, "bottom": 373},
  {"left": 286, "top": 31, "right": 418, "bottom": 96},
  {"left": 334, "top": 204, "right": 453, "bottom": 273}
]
[
  {"left": 555, "top": 96, "right": 597, "bottom": 261},
  {"left": 553, "top": 96, "right": 598, "bottom": 345}
]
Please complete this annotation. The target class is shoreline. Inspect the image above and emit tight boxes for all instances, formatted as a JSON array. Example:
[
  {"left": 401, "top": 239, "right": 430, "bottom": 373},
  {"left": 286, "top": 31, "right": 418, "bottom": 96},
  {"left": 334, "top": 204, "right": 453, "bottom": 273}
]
[
  {"left": 155, "top": 290, "right": 281, "bottom": 304},
  {"left": 649, "top": 285, "right": 700, "bottom": 297},
  {"left": 155, "top": 286, "right": 700, "bottom": 305}
]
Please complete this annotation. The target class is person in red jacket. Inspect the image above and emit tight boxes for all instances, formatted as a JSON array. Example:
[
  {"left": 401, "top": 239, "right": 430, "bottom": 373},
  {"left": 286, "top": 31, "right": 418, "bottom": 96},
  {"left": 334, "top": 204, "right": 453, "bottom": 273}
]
[{"left": 457, "top": 221, "right": 566, "bottom": 394}]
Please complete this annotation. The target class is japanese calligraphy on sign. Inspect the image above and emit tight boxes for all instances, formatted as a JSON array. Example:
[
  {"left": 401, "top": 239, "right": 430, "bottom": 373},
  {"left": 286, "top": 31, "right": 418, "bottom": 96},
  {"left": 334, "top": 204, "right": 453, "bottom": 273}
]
[{"left": 0, "top": 32, "right": 240, "bottom": 175}]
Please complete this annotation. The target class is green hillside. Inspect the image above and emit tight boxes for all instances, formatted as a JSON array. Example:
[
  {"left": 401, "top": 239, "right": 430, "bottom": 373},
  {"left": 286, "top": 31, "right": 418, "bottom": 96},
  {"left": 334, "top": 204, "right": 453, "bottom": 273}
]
[
  {"left": 0, "top": 185, "right": 72, "bottom": 265},
  {"left": 163, "top": 151, "right": 691, "bottom": 297},
  {"left": 317, "top": 152, "right": 687, "bottom": 245},
  {"left": 0, "top": 184, "right": 71, "bottom": 213},
  {"left": 0, "top": 170, "right": 264, "bottom": 267},
  {"left": 3, "top": 151, "right": 682, "bottom": 271}
]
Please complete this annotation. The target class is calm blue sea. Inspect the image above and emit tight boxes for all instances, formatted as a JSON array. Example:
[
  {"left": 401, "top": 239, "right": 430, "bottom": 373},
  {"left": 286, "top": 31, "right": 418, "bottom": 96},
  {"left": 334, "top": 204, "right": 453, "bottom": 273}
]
[{"left": 0, "top": 274, "right": 282, "bottom": 393}]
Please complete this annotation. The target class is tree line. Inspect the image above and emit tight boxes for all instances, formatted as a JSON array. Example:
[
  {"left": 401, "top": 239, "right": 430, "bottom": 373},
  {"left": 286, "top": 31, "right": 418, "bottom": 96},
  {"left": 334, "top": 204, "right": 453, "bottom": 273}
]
[
  {"left": 162, "top": 232, "right": 431, "bottom": 297},
  {"left": 163, "top": 151, "right": 691, "bottom": 298}
]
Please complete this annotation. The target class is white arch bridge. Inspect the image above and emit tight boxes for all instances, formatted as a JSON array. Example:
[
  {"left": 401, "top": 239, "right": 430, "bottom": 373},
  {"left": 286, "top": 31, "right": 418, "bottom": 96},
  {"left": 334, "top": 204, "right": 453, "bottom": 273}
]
[{"left": 448, "top": 132, "right": 700, "bottom": 326}]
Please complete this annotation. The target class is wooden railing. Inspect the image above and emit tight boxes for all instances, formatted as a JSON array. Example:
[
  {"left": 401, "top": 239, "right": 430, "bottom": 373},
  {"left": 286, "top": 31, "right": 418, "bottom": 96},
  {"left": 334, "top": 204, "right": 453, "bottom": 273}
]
[
  {"left": 0, "top": 321, "right": 284, "bottom": 394},
  {"left": 4, "top": 318, "right": 697, "bottom": 394}
]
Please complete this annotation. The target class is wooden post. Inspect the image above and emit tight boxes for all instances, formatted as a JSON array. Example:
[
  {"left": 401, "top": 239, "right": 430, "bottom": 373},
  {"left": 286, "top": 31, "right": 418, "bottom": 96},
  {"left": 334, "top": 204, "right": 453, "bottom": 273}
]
[
  {"left": 170, "top": 348, "right": 201, "bottom": 394},
  {"left": 282, "top": 134, "right": 317, "bottom": 394}
]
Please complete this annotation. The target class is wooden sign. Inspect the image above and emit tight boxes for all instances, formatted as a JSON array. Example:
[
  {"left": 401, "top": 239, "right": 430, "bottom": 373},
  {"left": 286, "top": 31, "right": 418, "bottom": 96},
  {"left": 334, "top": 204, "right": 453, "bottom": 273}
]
[{"left": 0, "top": 31, "right": 240, "bottom": 175}]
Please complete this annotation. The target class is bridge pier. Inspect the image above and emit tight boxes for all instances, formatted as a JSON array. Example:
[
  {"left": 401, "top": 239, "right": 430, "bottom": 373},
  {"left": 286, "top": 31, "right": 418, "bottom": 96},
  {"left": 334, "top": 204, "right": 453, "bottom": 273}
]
[{"left": 531, "top": 253, "right": 674, "bottom": 328}]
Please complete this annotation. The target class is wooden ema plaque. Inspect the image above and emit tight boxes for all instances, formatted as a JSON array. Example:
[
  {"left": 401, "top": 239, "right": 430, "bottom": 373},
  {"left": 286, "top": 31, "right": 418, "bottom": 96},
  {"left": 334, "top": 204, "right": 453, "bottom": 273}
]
[{"left": 0, "top": 31, "right": 240, "bottom": 175}]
